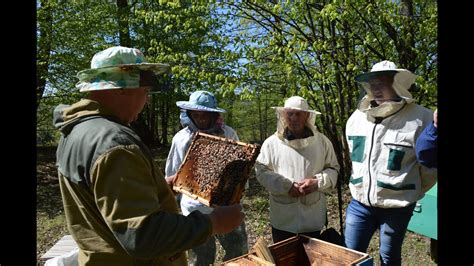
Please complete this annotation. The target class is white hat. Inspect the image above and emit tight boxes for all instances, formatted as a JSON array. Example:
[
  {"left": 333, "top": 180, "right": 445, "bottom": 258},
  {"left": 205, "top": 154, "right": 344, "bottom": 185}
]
[
  {"left": 272, "top": 96, "right": 321, "bottom": 115},
  {"left": 272, "top": 96, "right": 320, "bottom": 147},
  {"left": 355, "top": 60, "right": 417, "bottom": 103}
]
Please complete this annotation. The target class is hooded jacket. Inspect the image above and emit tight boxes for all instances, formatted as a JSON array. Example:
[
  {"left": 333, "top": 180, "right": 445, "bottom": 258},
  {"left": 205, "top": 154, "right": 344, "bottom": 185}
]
[
  {"left": 53, "top": 99, "right": 212, "bottom": 265},
  {"left": 346, "top": 85, "right": 437, "bottom": 208},
  {"left": 255, "top": 110, "right": 340, "bottom": 233}
]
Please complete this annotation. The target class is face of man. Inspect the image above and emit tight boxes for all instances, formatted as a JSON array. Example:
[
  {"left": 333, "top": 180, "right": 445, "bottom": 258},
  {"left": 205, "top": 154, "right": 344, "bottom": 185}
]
[
  {"left": 125, "top": 87, "right": 150, "bottom": 123},
  {"left": 188, "top": 110, "right": 217, "bottom": 130},
  {"left": 88, "top": 86, "right": 151, "bottom": 125},
  {"left": 368, "top": 75, "right": 399, "bottom": 105},
  {"left": 284, "top": 109, "right": 309, "bottom": 135}
]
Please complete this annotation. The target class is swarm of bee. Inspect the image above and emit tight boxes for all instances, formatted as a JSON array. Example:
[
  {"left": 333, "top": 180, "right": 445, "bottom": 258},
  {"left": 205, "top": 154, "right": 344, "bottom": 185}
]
[{"left": 174, "top": 132, "right": 260, "bottom": 206}]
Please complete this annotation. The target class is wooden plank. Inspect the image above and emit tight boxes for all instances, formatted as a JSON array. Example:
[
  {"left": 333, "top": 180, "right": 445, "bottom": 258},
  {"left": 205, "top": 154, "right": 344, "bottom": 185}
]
[
  {"left": 197, "top": 132, "right": 257, "bottom": 148},
  {"left": 253, "top": 237, "right": 275, "bottom": 263},
  {"left": 221, "top": 252, "right": 260, "bottom": 265},
  {"left": 269, "top": 237, "right": 310, "bottom": 265},
  {"left": 223, "top": 257, "right": 258, "bottom": 266},
  {"left": 173, "top": 185, "right": 210, "bottom": 206},
  {"left": 248, "top": 255, "right": 276, "bottom": 266},
  {"left": 300, "top": 236, "right": 367, "bottom": 265},
  {"left": 40, "top": 235, "right": 78, "bottom": 260}
]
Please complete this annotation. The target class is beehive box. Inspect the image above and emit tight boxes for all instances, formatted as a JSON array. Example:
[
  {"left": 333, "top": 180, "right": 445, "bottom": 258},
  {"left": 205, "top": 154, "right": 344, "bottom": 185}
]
[
  {"left": 222, "top": 235, "right": 373, "bottom": 266},
  {"left": 173, "top": 132, "right": 261, "bottom": 207}
]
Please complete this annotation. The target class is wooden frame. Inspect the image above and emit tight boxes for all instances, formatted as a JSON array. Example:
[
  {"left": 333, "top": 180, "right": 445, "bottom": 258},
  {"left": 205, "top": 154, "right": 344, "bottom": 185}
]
[{"left": 173, "top": 132, "right": 260, "bottom": 207}]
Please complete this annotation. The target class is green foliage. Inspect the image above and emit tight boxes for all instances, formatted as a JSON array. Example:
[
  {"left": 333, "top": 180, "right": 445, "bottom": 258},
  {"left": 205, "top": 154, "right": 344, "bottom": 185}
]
[
  {"left": 223, "top": 0, "right": 437, "bottom": 181},
  {"left": 37, "top": 0, "right": 121, "bottom": 144},
  {"left": 36, "top": 0, "right": 437, "bottom": 168},
  {"left": 37, "top": 0, "right": 117, "bottom": 98},
  {"left": 37, "top": 1, "right": 239, "bottom": 145},
  {"left": 131, "top": 1, "right": 241, "bottom": 96}
]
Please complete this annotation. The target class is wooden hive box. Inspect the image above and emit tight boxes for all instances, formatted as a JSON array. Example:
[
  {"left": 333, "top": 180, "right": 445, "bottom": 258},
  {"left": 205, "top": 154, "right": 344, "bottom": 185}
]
[
  {"left": 222, "top": 235, "right": 373, "bottom": 266},
  {"left": 173, "top": 132, "right": 261, "bottom": 207}
]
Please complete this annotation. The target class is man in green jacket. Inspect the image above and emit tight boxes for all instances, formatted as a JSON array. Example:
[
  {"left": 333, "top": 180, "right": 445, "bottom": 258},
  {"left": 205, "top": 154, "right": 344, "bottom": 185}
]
[{"left": 53, "top": 46, "right": 244, "bottom": 265}]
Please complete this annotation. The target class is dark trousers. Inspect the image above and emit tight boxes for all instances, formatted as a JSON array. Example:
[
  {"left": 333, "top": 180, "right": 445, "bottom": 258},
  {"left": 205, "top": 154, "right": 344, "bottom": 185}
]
[{"left": 271, "top": 226, "right": 321, "bottom": 244}]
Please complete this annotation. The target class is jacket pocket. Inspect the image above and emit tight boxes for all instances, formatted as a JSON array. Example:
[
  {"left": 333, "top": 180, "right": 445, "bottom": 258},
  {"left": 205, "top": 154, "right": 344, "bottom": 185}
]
[
  {"left": 301, "top": 191, "right": 321, "bottom": 205},
  {"left": 380, "top": 131, "right": 415, "bottom": 175},
  {"left": 349, "top": 176, "right": 364, "bottom": 200},
  {"left": 272, "top": 194, "right": 298, "bottom": 204},
  {"left": 376, "top": 180, "right": 417, "bottom": 207},
  {"left": 385, "top": 144, "right": 407, "bottom": 171},
  {"left": 348, "top": 136, "right": 366, "bottom": 163},
  {"left": 349, "top": 176, "right": 363, "bottom": 185}
]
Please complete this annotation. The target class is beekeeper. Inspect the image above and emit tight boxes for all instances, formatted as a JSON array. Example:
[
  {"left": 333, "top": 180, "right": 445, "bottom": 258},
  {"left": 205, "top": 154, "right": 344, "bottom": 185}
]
[{"left": 255, "top": 96, "right": 340, "bottom": 243}]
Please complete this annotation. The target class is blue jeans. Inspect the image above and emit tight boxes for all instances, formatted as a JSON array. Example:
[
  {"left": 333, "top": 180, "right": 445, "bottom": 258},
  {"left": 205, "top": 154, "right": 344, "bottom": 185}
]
[{"left": 344, "top": 199, "right": 415, "bottom": 266}]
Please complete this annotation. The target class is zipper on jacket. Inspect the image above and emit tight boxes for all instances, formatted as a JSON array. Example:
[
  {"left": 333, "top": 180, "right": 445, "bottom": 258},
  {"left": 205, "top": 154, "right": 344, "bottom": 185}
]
[
  {"left": 365, "top": 106, "right": 405, "bottom": 207},
  {"left": 367, "top": 120, "right": 381, "bottom": 207},
  {"left": 383, "top": 143, "right": 412, "bottom": 149}
]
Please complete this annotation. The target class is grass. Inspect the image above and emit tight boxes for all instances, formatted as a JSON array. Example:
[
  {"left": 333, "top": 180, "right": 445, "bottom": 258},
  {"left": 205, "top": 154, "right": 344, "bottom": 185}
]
[
  {"left": 37, "top": 147, "right": 436, "bottom": 265},
  {"left": 37, "top": 147, "right": 69, "bottom": 263}
]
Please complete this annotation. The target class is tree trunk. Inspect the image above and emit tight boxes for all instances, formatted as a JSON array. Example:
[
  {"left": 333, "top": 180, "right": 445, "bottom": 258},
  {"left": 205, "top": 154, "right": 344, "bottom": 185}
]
[
  {"left": 399, "top": 0, "right": 416, "bottom": 70},
  {"left": 116, "top": 0, "right": 131, "bottom": 47},
  {"left": 160, "top": 96, "right": 169, "bottom": 146},
  {"left": 257, "top": 92, "right": 262, "bottom": 141},
  {"left": 37, "top": 0, "right": 53, "bottom": 112}
]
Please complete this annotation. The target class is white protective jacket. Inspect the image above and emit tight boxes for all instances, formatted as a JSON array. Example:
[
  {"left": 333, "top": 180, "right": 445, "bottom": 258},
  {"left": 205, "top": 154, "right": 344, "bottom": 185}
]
[
  {"left": 346, "top": 96, "right": 437, "bottom": 208},
  {"left": 255, "top": 112, "right": 339, "bottom": 233}
]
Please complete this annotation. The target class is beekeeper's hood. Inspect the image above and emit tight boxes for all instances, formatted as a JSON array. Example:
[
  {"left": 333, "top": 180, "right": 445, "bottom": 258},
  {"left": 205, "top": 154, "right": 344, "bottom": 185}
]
[
  {"left": 355, "top": 60, "right": 417, "bottom": 103},
  {"left": 355, "top": 60, "right": 417, "bottom": 120},
  {"left": 272, "top": 96, "right": 321, "bottom": 140}
]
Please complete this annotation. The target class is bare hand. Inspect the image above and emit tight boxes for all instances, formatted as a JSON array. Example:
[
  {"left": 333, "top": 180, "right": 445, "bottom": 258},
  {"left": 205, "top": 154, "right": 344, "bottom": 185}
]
[
  {"left": 297, "top": 178, "right": 318, "bottom": 195},
  {"left": 209, "top": 204, "right": 244, "bottom": 235},
  {"left": 165, "top": 175, "right": 179, "bottom": 195},
  {"left": 288, "top": 182, "right": 304, "bottom": 197},
  {"left": 165, "top": 174, "right": 176, "bottom": 186}
]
